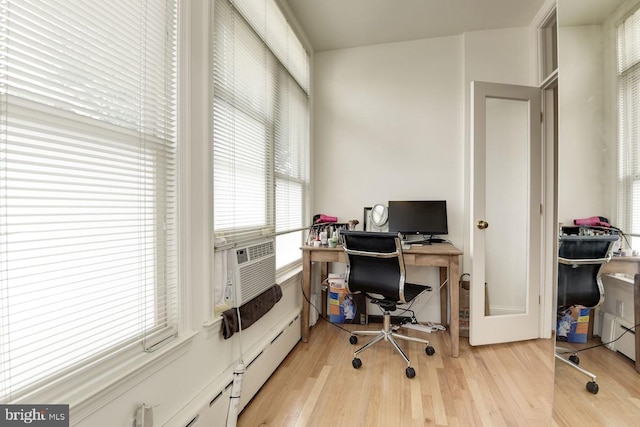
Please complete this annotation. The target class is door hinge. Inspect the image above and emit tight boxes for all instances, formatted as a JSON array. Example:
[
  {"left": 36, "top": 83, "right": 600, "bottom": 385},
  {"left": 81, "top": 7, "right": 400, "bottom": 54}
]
[{"left": 540, "top": 111, "right": 544, "bottom": 123}]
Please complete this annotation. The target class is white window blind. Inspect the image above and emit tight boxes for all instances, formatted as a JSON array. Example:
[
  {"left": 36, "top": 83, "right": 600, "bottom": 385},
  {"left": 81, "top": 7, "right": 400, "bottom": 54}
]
[
  {"left": 0, "top": 0, "right": 178, "bottom": 401},
  {"left": 617, "top": 8, "right": 640, "bottom": 247},
  {"left": 212, "top": 0, "right": 310, "bottom": 249}
]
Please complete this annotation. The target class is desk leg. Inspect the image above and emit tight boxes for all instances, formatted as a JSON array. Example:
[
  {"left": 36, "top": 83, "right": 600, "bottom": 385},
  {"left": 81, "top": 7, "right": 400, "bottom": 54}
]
[
  {"left": 635, "top": 274, "right": 640, "bottom": 373},
  {"left": 439, "top": 268, "right": 447, "bottom": 330},
  {"left": 449, "top": 257, "right": 460, "bottom": 358},
  {"left": 321, "top": 262, "right": 328, "bottom": 319},
  {"left": 302, "top": 250, "right": 311, "bottom": 343}
]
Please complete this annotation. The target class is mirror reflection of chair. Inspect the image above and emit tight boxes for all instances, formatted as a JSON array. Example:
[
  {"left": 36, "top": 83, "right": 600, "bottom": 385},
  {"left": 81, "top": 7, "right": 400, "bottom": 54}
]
[
  {"left": 340, "top": 230, "right": 435, "bottom": 378},
  {"left": 556, "top": 234, "right": 619, "bottom": 394}
]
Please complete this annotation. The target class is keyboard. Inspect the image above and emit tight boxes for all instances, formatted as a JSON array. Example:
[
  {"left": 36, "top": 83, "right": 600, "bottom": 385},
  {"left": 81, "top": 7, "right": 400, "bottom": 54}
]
[
  {"left": 429, "top": 237, "right": 447, "bottom": 243},
  {"left": 404, "top": 240, "right": 431, "bottom": 245},
  {"left": 404, "top": 238, "right": 447, "bottom": 245}
]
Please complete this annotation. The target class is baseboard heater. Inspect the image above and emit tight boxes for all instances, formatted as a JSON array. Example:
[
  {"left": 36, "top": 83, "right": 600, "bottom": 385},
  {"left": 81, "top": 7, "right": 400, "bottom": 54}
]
[
  {"left": 602, "top": 312, "right": 636, "bottom": 362},
  {"left": 164, "top": 312, "right": 301, "bottom": 427}
]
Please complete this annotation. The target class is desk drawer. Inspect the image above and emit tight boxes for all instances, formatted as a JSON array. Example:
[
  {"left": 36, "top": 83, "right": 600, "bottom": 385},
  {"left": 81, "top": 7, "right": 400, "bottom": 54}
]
[{"left": 404, "top": 253, "right": 449, "bottom": 267}]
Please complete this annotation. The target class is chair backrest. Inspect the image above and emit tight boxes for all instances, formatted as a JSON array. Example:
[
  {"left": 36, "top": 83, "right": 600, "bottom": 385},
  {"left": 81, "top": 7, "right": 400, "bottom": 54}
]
[
  {"left": 341, "top": 231, "right": 408, "bottom": 303},
  {"left": 557, "top": 234, "right": 619, "bottom": 309}
]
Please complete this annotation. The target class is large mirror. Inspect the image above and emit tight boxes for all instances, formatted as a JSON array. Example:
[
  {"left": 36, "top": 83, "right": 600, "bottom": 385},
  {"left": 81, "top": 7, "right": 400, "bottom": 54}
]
[
  {"left": 484, "top": 97, "right": 529, "bottom": 316},
  {"left": 555, "top": 0, "right": 640, "bottom": 424}
]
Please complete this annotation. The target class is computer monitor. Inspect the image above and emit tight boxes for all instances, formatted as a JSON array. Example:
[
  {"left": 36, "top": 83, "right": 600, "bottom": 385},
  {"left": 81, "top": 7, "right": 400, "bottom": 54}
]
[{"left": 388, "top": 200, "right": 448, "bottom": 238}]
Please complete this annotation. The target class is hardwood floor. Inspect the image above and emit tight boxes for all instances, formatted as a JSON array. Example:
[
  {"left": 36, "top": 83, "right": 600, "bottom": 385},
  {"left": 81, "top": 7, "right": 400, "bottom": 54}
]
[
  {"left": 238, "top": 319, "right": 554, "bottom": 426},
  {"left": 552, "top": 338, "right": 640, "bottom": 427}
]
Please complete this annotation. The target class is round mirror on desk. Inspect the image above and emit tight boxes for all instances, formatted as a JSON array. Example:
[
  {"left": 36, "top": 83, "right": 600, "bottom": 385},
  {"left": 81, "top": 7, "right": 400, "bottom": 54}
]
[{"left": 370, "top": 203, "right": 388, "bottom": 231}]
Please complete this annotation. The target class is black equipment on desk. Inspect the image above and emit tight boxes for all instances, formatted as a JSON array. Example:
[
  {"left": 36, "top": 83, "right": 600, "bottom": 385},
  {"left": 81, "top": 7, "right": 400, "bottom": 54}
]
[{"left": 388, "top": 200, "right": 448, "bottom": 241}]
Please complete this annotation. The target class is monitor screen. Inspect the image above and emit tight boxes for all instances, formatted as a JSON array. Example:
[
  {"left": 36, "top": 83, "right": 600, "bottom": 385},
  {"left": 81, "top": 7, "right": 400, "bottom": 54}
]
[{"left": 388, "top": 200, "right": 448, "bottom": 236}]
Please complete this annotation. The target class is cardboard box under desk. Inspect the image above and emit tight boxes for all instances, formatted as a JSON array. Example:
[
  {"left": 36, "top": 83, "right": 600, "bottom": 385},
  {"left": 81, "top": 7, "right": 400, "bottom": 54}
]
[
  {"left": 328, "top": 286, "right": 367, "bottom": 324},
  {"left": 557, "top": 306, "right": 590, "bottom": 343}
]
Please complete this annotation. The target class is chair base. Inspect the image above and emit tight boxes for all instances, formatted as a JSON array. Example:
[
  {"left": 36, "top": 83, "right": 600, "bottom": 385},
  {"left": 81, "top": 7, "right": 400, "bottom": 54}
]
[
  {"left": 349, "top": 310, "right": 435, "bottom": 378},
  {"left": 555, "top": 346, "right": 599, "bottom": 394}
]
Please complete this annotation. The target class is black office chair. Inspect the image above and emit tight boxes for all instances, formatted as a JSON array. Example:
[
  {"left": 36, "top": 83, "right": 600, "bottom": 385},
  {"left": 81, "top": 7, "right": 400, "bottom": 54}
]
[
  {"left": 556, "top": 233, "right": 619, "bottom": 394},
  {"left": 341, "top": 230, "right": 435, "bottom": 378}
]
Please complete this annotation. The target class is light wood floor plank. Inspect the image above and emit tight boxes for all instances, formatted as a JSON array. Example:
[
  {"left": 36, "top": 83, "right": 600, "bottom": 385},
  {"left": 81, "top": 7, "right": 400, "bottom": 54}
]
[
  {"left": 238, "top": 320, "right": 554, "bottom": 426},
  {"left": 238, "top": 321, "right": 640, "bottom": 426},
  {"left": 552, "top": 338, "right": 640, "bottom": 427}
]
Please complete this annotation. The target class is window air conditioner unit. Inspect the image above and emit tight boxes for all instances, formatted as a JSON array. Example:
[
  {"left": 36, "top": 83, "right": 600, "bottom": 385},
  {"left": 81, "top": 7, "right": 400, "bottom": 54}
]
[{"left": 231, "top": 239, "right": 276, "bottom": 306}]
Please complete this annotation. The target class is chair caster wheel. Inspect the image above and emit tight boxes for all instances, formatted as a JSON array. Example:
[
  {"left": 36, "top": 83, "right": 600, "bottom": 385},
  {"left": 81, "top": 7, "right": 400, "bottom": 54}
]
[
  {"left": 349, "top": 335, "right": 358, "bottom": 345},
  {"left": 425, "top": 346, "right": 435, "bottom": 356},
  {"left": 405, "top": 367, "right": 416, "bottom": 378},
  {"left": 569, "top": 354, "right": 580, "bottom": 365},
  {"left": 586, "top": 381, "right": 599, "bottom": 394},
  {"left": 352, "top": 358, "right": 362, "bottom": 369}
]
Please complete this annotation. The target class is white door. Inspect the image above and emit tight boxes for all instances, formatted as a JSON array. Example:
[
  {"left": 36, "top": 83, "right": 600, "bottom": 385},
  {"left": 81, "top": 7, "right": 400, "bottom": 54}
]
[{"left": 469, "top": 81, "right": 542, "bottom": 345}]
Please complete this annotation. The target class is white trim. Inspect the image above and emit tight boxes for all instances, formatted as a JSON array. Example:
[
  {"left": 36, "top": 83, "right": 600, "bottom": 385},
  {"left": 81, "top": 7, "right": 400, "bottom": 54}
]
[
  {"left": 529, "top": 0, "right": 557, "bottom": 86},
  {"left": 277, "top": 263, "right": 303, "bottom": 284},
  {"left": 69, "top": 332, "right": 197, "bottom": 425},
  {"left": 178, "top": 0, "right": 193, "bottom": 336},
  {"left": 8, "top": 331, "right": 197, "bottom": 425}
]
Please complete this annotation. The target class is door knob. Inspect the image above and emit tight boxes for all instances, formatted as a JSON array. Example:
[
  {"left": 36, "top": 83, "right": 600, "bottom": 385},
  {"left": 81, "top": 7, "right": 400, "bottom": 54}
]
[{"left": 477, "top": 220, "right": 489, "bottom": 230}]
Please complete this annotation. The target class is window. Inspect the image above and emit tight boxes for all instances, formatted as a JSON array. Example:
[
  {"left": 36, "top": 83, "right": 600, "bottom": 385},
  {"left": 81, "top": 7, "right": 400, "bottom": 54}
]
[
  {"left": 212, "top": 0, "right": 310, "bottom": 271},
  {"left": 0, "top": 0, "right": 178, "bottom": 401},
  {"left": 617, "top": 8, "right": 640, "bottom": 248}
]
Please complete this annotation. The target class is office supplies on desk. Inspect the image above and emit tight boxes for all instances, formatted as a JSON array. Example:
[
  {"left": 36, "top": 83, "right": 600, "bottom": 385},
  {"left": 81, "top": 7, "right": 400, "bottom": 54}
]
[
  {"left": 555, "top": 234, "right": 619, "bottom": 394},
  {"left": 341, "top": 231, "right": 435, "bottom": 378}
]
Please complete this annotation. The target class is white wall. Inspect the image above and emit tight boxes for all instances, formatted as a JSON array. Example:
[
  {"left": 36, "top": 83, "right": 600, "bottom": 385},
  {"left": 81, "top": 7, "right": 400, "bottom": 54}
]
[
  {"left": 313, "top": 28, "right": 533, "bottom": 321},
  {"left": 313, "top": 36, "right": 463, "bottom": 321},
  {"left": 313, "top": 36, "right": 465, "bottom": 233},
  {"left": 557, "top": 25, "right": 609, "bottom": 225}
]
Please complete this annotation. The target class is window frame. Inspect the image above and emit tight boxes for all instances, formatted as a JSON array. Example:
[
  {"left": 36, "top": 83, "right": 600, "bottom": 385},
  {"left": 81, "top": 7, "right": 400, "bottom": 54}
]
[
  {"left": 0, "top": 0, "right": 194, "bottom": 415},
  {"left": 616, "top": 5, "right": 640, "bottom": 249},
  {"left": 211, "top": 0, "right": 311, "bottom": 275}
]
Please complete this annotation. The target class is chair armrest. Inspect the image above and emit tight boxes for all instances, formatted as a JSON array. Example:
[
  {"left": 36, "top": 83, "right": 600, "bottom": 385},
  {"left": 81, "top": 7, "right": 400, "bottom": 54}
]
[
  {"left": 344, "top": 248, "right": 398, "bottom": 259},
  {"left": 558, "top": 256, "right": 612, "bottom": 265}
]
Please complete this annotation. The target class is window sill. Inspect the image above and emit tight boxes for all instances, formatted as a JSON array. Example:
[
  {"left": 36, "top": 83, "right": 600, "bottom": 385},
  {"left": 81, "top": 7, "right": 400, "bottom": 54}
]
[
  {"left": 277, "top": 264, "right": 302, "bottom": 286},
  {"left": 605, "top": 272, "right": 635, "bottom": 285},
  {"left": 23, "top": 331, "right": 198, "bottom": 425}
]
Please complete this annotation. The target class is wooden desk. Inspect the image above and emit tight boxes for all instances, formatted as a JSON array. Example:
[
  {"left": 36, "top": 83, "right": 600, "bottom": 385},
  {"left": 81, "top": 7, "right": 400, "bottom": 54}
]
[
  {"left": 301, "top": 243, "right": 462, "bottom": 357},
  {"left": 601, "top": 257, "right": 640, "bottom": 374}
]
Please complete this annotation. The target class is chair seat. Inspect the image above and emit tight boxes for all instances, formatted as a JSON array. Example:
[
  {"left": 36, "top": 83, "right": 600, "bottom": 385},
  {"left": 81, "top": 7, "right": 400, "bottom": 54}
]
[
  {"left": 367, "top": 283, "right": 431, "bottom": 311},
  {"left": 404, "top": 282, "right": 432, "bottom": 302}
]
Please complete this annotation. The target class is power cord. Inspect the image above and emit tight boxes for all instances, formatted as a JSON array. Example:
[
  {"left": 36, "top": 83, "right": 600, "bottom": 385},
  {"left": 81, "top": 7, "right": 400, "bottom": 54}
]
[
  {"left": 565, "top": 321, "right": 639, "bottom": 354},
  {"left": 300, "top": 280, "right": 354, "bottom": 334},
  {"left": 300, "top": 278, "right": 445, "bottom": 333}
]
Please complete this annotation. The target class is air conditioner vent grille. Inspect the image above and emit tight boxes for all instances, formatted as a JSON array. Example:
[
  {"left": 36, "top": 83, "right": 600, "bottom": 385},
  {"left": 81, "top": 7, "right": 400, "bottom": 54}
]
[
  {"left": 232, "top": 238, "right": 276, "bottom": 306},
  {"left": 239, "top": 259, "right": 276, "bottom": 303},
  {"left": 249, "top": 241, "right": 274, "bottom": 260}
]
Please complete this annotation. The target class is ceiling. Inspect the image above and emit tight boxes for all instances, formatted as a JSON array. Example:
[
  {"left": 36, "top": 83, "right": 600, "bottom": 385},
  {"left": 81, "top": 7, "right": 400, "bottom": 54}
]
[
  {"left": 284, "top": 0, "right": 547, "bottom": 52},
  {"left": 558, "top": 0, "right": 625, "bottom": 26}
]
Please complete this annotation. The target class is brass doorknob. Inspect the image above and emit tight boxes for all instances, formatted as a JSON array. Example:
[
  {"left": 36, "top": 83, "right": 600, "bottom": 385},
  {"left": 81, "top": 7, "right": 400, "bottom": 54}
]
[{"left": 477, "top": 220, "right": 489, "bottom": 230}]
